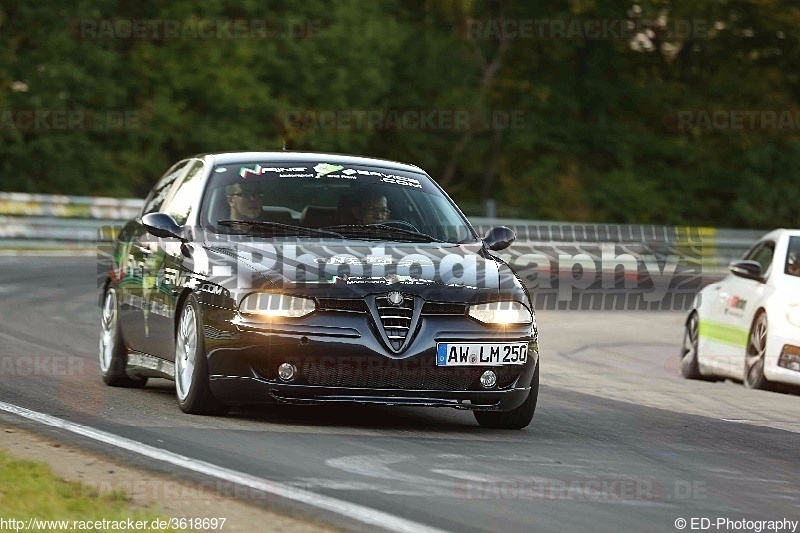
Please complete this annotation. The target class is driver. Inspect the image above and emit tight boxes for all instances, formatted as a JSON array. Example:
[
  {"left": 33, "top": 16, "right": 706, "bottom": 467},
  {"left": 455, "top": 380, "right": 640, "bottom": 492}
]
[
  {"left": 352, "top": 190, "right": 390, "bottom": 225},
  {"left": 787, "top": 252, "right": 800, "bottom": 277},
  {"left": 225, "top": 183, "right": 263, "bottom": 221}
]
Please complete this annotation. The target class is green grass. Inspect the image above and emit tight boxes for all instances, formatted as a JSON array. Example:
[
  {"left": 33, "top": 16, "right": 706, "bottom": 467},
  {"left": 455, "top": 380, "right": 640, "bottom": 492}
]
[{"left": 0, "top": 450, "right": 181, "bottom": 531}]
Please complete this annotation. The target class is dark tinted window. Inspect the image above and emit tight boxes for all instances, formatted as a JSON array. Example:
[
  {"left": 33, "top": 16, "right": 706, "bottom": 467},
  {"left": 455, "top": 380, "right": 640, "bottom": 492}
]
[
  {"left": 745, "top": 241, "right": 775, "bottom": 275},
  {"left": 785, "top": 236, "right": 800, "bottom": 278}
]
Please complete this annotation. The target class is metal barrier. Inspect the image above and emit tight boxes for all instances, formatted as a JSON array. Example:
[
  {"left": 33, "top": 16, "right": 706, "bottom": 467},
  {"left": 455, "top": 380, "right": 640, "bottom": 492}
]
[
  {"left": 0, "top": 192, "right": 142, "bottom": 243},
  {"left": 0, "top": 192, "right": 763, "bottom": 266},
  {"left": 2, "top": 192, "right": 774, "bottom": 309}
]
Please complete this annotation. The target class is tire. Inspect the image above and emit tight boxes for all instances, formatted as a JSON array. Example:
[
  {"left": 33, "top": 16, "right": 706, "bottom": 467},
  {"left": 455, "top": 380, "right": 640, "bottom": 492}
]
[
  {"left": 744, "top": 312, "right": 771, "bottom": 390},
  {"left": 98, "top": 287, "right": 148, "bottom": 388},
  {"left": 174, "top": 294, "right": 227, "bottom": 415},
  {"left": 679, "top": 312, "right": 703, "bottom": 379},
  {"left": 474, "top": 361, "right": 539, "bottom": 429}
]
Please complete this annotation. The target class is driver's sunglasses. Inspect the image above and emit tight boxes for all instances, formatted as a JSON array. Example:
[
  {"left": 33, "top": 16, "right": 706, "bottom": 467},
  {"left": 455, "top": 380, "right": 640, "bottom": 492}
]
[
  {"left": 229, "top": 191, "right": 263, "bottom": 199},
  {"left": 366, "top": 207, "right": 391, "bottom": 217}
]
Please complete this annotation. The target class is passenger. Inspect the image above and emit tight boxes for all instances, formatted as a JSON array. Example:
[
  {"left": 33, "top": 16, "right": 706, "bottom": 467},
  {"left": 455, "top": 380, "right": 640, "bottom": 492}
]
[{"left": 225, "top": 183, "right": 263, "bottom": 221}]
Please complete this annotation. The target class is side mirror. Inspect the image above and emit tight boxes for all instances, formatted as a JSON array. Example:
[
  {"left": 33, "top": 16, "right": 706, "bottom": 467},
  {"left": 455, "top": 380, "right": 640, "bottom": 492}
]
[
  {"left": 729, "top": 260, "right": 762, "bottom": 281},
  {"left": 483, "top": 226, "right": 516, "bottom": 251},
  {"left": 142, "top": 212, "right": 184, "bottom": 241}
]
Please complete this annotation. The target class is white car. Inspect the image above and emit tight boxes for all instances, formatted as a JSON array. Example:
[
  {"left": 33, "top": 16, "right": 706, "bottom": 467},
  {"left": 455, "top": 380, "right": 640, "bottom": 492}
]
[{"left": 681, "top": 229, "right": 800, "bottom": 390}]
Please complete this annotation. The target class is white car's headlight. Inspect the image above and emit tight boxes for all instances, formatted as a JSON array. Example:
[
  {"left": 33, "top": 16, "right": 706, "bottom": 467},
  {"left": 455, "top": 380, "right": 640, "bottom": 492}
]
[
  {"left": 468, "top": 301, "right": 532, "bottom": 325},
  {"left": 786, "top": 304, "right": 800, "bottom": 328},
  {"left": 239, "top": 293, "right": 316, "bottom": 319}
]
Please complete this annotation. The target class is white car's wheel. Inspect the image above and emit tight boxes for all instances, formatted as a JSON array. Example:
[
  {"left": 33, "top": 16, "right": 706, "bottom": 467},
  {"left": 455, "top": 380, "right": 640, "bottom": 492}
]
[
  {"left": 744, "top": 312, "right": 771, "bottom": 390},
  {"left": 174, "top": 294, "right": 227, "bottom": 414},
  {"left": 679, "top": 312, "right": 703, "bottom": 379},
  {"left": 98, "top": 288, "right": 147, "bottom": 388}
]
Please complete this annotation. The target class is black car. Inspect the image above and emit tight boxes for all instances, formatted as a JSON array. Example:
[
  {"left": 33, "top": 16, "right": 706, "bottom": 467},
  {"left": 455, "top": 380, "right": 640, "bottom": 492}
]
[{"left": 98, "top": 152, "right": 539, "bottom": 429}]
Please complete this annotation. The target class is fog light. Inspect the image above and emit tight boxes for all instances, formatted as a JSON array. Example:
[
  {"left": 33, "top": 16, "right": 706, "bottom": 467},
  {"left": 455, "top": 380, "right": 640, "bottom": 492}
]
[
  {"left": 480, "top": 370, "right": 497, "bottom": 388},
  {"left": 278, "top": 363, "right": 296, "bottom": 382}
]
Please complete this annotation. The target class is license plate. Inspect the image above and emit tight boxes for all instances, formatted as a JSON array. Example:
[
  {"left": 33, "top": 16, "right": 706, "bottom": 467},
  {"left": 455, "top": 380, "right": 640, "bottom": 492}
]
[{"left": 436, "top": 342, "right": 528, "bottom": 366}]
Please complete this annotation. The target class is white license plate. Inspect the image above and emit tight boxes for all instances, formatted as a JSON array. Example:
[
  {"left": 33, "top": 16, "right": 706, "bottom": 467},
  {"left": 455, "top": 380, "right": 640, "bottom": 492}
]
[{"left": 436, "top": 342, "right": 528, "bottom": 366}]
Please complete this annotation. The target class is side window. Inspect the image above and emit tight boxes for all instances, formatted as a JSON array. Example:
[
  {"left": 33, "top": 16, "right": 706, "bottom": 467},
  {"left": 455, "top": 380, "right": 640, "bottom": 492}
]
[
  {"left": 786, "top": 237, "right": 800, "bottom": 277},
  {"left": 141, "top": 161, "right": 190, "bottom": 216},
  {"left": 161, "top": 160, "right": 205, "bottom": 225},
  {"left": 745, "top": 241, "right": 775, "bottom": 275}
]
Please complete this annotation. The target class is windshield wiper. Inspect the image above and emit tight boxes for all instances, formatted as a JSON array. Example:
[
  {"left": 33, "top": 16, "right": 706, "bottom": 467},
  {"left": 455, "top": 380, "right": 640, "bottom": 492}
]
[
  {"left": 217, "top": 220, "right": 343, "bottom": 239},
  {"left": 321, "top": 224, "right": 442, "bottom": 243}
]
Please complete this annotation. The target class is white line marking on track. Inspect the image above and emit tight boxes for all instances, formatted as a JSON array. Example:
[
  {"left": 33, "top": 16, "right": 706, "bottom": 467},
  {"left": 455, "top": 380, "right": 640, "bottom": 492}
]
[{"left": 0, "top": 400, "right": 450, "bottom": 533}]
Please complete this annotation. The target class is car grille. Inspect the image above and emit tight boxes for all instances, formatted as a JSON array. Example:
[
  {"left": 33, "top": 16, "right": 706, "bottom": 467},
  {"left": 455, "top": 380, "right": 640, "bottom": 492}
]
[
  {"left": 300, "top": 361, "right": 522, "bottom": 391},
  {"left": 421, "top": 302, "right": 467, "bottom": 315},
  {"left": 376, "top": 295, "right": 415, "bottom": 351},
  {"left": 317, "top": 298, "right": 368, "bottom": 312}
]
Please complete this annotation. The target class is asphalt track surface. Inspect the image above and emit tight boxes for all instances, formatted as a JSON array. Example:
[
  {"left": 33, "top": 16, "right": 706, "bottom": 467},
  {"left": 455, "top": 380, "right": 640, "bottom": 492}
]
[{"left": 0, "top": 256, "right": 798, "bottom": 532}]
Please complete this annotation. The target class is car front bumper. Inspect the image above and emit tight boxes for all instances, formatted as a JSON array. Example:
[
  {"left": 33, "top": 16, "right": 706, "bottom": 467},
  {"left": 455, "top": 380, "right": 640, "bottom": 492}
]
[{"left": 202, "top": 303, "right": 538, "bottom": 410}]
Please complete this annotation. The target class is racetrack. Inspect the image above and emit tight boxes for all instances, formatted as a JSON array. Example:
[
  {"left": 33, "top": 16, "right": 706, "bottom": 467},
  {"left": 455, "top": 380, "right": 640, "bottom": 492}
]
[{"left": 0, "top": 255, "right": 798, "bottom": 532}]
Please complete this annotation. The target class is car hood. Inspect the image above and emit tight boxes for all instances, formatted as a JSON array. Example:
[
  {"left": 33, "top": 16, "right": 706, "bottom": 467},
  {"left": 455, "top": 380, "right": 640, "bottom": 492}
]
[{"left": 193, "top": 238, "right": 526, "bottom": 305}]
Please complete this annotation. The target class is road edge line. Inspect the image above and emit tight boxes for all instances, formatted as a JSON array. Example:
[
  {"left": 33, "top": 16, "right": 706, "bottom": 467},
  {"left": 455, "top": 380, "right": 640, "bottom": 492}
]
[{"left": 0, "top": 400, "right": 449, "bottom": 533}]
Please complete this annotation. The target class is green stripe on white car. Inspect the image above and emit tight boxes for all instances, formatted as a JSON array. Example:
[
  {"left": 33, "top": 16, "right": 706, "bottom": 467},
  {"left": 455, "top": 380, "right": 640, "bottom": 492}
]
[{"left": 699, "top": 320, "right": 748, "bottom": 347}]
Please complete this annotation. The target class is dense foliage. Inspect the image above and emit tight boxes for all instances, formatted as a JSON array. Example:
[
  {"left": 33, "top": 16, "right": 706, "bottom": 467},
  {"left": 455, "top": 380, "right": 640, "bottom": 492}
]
[{"left": 1, "top": 0, "right": 798, "bottom": 228}]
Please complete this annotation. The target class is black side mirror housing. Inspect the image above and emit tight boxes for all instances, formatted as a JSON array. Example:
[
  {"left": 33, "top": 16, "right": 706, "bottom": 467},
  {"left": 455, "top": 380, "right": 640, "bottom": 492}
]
[
  {"left": 483, "top": 226, "right": 516, "bottom": 251},
  {"left": 729, "top": 260, "right": 762, "bottom": 281},
  {"left": 142, "top": 212, "right": 184, "bottom": 241}
]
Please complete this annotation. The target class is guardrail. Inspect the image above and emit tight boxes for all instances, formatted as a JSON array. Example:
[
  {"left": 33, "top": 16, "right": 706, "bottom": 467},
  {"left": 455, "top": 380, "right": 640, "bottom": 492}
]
[
  {"left": 0, "top": 192, "right": 763, "bottom": 266},
  {"left": 0, "top": 192, "right": 142, "bottom": 243},
  {"left": 1, "top": 192, "right": 771, "bottom": 310}
]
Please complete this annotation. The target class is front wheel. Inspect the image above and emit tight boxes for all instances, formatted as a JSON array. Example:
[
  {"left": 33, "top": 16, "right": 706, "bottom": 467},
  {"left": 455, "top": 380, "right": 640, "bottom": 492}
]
[
  {"left": 679, "top": 312, "right": 703, "bottom": 379},
  {"left": 174, "top": 294, "right": 227, "bottom": 414},
  {"left": 744, "top": 312, "right": 771, "bottom": 390},
  {"left": 474, "top": 361, "right": 539, "bottom": 429},
  {"left": 98, "top": 288, "right": 147, "bottom": 388}
]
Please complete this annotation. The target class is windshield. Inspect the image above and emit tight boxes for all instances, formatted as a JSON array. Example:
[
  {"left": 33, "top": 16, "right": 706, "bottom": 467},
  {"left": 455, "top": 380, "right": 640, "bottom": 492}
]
[{"left": 201, "top": 161, "right": 477, "bottom": 243}]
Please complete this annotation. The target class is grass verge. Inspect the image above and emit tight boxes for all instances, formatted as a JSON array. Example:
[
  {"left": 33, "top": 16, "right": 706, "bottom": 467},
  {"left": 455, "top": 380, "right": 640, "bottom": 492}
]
[{"left": 0, "top": 449, "right": 181, "bottom": 531}]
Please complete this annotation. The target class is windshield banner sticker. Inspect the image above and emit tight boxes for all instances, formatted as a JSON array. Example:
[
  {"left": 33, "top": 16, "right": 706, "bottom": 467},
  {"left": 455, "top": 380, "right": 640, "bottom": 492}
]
[
  {"left": 313, "top": 163, "right": 344, "bottom": 178},
  {"left": 239, "top": 165, "right": 306, "bottom": 178}
]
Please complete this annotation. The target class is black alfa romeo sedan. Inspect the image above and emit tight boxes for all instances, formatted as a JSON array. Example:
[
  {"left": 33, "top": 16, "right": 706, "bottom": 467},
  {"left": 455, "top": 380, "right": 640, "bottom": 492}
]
[{"left": 98, "top": 152, "right": 539, "bottom": 428}]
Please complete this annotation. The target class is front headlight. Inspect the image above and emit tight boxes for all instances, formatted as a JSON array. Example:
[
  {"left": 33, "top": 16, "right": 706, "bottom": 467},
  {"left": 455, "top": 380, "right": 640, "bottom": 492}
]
[
  {"left": 468, "top": 301, "right": 532, "bottom": 325},
  {"left": 786, "top": 304, "right": 800, "bottom": 328},
  {"left": 239, "top": 293, "right": 316, "bottom": 319}
]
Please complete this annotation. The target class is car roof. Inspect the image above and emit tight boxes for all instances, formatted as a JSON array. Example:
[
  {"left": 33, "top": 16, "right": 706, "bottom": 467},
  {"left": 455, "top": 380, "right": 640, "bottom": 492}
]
[
  {"left": 193, "top": 151, "right": 425, "bottom": 174},
  {"left": 759, "top": 228, "right": 800, "bottom": 241}
]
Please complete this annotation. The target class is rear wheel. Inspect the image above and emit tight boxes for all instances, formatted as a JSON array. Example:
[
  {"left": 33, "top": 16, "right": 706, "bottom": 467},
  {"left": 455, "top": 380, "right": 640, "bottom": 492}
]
[
  {"left": 174, "top": 294, "right": 227, "bottom": 415},
  {"left": 98, "top": 288, "right": 147, "bottom": 388},
  {"left": 474, "top": 361, "right": 539, "bottom": 429},
  {"left": 744, "top": 312, "right": 771, "bottom": 390}
]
